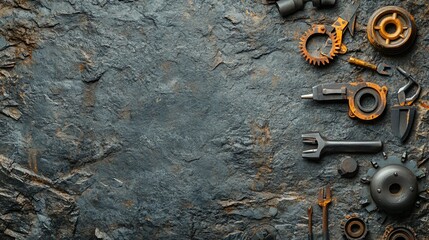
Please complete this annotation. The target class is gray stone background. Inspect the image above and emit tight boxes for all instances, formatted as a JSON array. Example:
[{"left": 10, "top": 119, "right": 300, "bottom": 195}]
[{"left": 0, "top": 0, "right": 428, "bottom": 239}]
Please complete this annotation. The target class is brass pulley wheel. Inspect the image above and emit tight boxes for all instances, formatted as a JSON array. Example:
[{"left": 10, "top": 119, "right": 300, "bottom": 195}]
[{"left": 367, "top": 6, "right": 417, "bottom": 55}]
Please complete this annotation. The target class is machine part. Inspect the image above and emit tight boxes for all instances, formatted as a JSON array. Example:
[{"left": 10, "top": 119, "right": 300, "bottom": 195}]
[
  {"left": 276, "top": 0, "right": 305, "bottom": 17},
  {"left": 348, "top": 57, "right": 393, "bottom": 76},
  {"left": 299, "top": 25, "right": 340, "bottom": 66},
  {"left": 308, "top": 206, "right": 313, "bottom": 240},
  {"left": 301, "top": 82, "right": 388, "bottom": 121},
  {"left": 367, "top": 6, "right": 417, "bottom": 55},
  {"left": 318, "top": 186, "right": 331, "bottom": 240},
  {"left": 331, "top": 3, "right": 359, "bottom": 54},
  {"left": 360, "top": 155, "right": 426, "bottom": 215},
  {"left": 302, "top": 132, "right": 382, "bottom": 160},
  {"left": 396, "top": 67, "right": 420, "bottom": 106},
  {"left": 391, "top": 67, "right": 420, "bottom": 142},
  {"left": 338, "top": 157, "right": 359, "bottom": 178},
  {"left": 341, "top": 214, "right": 368, "bottom": 240},
  {"left": 299, "top": 3, "right": 357, "bottom": 65},
  {"left": 391, "top": 106, "right": 416, "bottom": 142},
  {"left": 382, "top": 225, "right": 416, "bottom": 240},
  {"left": 312, "top": 0, "right": 336, "bottom": 8},
  {"left": 275, "top": 0, "right": 336, "bottom": 17},
  {"left": 262, "top": 0, "right": 278, "bottom": 4}
]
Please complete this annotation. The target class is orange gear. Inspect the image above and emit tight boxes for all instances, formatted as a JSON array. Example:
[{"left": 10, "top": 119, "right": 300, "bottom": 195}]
[{"left": 299, "top": 25, "right": 340, "bottom": 66}]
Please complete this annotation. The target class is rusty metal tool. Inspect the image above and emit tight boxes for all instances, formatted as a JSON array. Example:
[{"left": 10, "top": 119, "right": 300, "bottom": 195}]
[
  {"left": 308, "top": 206, "right": 313, "bottom": 240},
  {"left": 302, "top": 132, "right": 382, "bottom": 160},
  {"left": 348, "top": 57, "right": 393, "bottom": 76},
  {"left": 318, "top": 186, "right": 332, "bottom": 240},
  {"left": 367, "top": 6, "right": 417, "bottom": 55},
  {"left": 301, "top": 82, "right": 388, "bottom": 121},
  {"left": 299, "top": 2, "right": 357, "bottom": 66},
  {"left": 391, "top": 67, "right": 421, "bottom": 142}
]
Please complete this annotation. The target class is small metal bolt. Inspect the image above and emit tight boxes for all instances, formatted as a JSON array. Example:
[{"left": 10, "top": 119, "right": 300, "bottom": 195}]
[
  {"left": 377, "top": 189, "right": 381, "bottom": 193},
  {"left": 359, "top": 199, "right": 370, "bottom": 206},
  {"left": 383, "top": 152, "right": 387, "bottom": 159},
  {"left": 410, "top": 187, "right": 414, "bottom": 192},
  {"left": 371, "top": 161, "right": 379, "bottom": 169},
  {"left": 360, "top": 177, "right": 370, "bottom": 184},
  {"left": 416, "top": 201, "right": 421, "bottom": 208},
  {"left": 394, "top": 172, "right": 398, "bottom": 176},
  {"left": 401, "top": 152, "right": 407, "bottom": 163}
]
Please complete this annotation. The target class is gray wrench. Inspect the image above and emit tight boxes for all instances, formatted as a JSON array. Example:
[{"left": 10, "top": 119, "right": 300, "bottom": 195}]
[{"left": 302, "top": 132, "right": 383, "bottom": 160}]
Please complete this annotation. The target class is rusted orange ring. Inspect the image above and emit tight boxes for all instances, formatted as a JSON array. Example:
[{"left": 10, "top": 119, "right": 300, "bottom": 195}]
[
  {"left": 367, "top": 6, "right": 417, "bottom": 55},
  {"left": 347, "top": 82, "right": 388, "bottom": 121}
]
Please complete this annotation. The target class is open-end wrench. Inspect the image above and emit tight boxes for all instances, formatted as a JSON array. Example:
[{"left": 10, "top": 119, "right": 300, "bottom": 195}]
[
  {"left": 302, "top": 132, "right": 383, "bottom": 160},
  {"left": 318, "top": 186, "right": 332, "bottom": 240},
  {"left": 348, "top": 57, "right": 393, "bottom": 76}
]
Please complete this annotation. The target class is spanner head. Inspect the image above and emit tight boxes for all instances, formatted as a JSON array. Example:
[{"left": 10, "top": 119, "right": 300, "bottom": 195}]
[
  {"left": 376, "top": 63, "right": 393, "bottom": 76},
  {"left": 302, "top": 132, "right": 326, "bottom": 160}
]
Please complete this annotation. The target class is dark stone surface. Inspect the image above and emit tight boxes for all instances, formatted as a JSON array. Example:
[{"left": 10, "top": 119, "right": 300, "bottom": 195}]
[{"left": 0, "top": 0, "right": 428, "bottom": 239}]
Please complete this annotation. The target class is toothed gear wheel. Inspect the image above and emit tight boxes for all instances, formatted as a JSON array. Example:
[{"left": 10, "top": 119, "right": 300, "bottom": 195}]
[
  {"left": 360, "top": 154, "right": 426, "bottom": 215},
  {"left": 341, "top": 214, "right": 368, "bottom": 240},
  {"left": 299, "top": 25, "right": 341, "bottom": 66},
  {"left": 382, "top": 225, "right": 417, "bottom": 240}
]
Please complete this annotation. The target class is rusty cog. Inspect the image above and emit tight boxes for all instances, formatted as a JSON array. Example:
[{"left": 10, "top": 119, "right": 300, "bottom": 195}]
[{"left": 299, "top": 25, "right": 341, "bottom": 66}]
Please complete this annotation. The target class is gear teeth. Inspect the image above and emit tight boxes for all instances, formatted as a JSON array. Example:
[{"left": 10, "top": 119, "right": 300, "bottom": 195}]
[{"left": 298, "top": 25, "right": 338, "bottom": 66}]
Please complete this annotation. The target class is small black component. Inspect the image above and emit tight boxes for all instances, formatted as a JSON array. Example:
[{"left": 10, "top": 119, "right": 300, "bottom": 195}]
[{"left": 338, "top": 157, "right": 359, "bottom": 178}]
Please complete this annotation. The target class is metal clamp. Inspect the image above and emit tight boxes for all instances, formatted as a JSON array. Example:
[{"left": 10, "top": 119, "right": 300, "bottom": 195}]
[{"left": 397, "top": 67, "right": 421, "bottom": 106}]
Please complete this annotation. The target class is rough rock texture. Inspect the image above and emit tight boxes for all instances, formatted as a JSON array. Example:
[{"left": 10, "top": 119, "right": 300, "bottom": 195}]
[{"left": 0, "top": 0, "right": 428, "bottom": 239}]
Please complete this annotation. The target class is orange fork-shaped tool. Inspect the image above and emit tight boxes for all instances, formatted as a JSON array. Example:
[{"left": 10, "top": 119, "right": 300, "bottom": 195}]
[{"left": 318, "top": 186, "right": 332, "bottom": 240}]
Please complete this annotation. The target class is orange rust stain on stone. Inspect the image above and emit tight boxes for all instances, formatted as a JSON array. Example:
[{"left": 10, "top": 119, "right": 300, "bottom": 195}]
[
  {"left": 79, "top": 63, "right": 86, "bottom": 72},
  {"left": 250, "top": 121, "right": 273, "bottom": 191},
  {"left": 123, "top": 200, "right": 134, "bottom": 208},
  {"left": 118, "top": 106, "right": 131, "bottom": 120},
  {"left": 28, "top": 148, "right": 38, "bottom": 174},
  {"left": 161, "top": 61, "right": 172, "bottom": 72},
  {"left": 419, "top": 101, "right": 429, "bottom": 109},
  {"left": 251, "top": 68, "right": 269, "bottom": 80},
  {"left": 83, "top": 82, "right": 98, "bottom": 108},
  {"left": 271, "top": 75, "right": 280, "bottom": 88},
  {"left": 250, "top": 121, "right": 271, "bottom": 146},
  {"left": 224, "top": 205, "right": 235, "bottom": 214}
]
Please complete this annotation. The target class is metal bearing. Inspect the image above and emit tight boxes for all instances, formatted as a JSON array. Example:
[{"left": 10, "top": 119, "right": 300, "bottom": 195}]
[
  {"left": 355, "top": 88, "right": 380, "bottom": 113},
  {"left": 341, "top": 214, "right": 368, "bottom": 240},
  {"left": 367, "top": 6, "right": 417, "bottom": 55},
  {"left": 382, "top": 225, "right": 416, "bottom": 240}
]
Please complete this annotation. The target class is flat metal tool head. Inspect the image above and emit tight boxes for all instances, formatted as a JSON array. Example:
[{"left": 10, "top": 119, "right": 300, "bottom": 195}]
[
  {"left": 376, "top": 63, "right": 393, "bottom": 76},
  {"left": 318, "top": 186, "right": 332, "bottom": 207},
  {"left": 302, "top": 132, "right": 326, "bottom": 159},
  {"left": 391, "top": 106, "right": 416, "bottom": 142},
  {"left": 340, "top": 2, "right": 359, "bottom": 35}
]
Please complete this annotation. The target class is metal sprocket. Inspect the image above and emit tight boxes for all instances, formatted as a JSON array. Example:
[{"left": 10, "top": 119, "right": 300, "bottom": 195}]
[{"left": 299, "top": 24, "right": 341, "bottom": 66}]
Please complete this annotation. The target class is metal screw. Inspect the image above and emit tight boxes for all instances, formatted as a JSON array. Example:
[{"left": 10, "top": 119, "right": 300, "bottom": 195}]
[
  {"left": 361, "top": 177, "right": 370, "bottom": 184},
  {"left": 394, "top": 172, "right": 398, "bottom": 176},
  {"left": 410, "top": 187, "right": 414, "bottom": 192},
  {"left": 401, "top": 152, "right": 407, "bottom": 163},
  {"left": 383, "top": 152, "right": 387, "bottom": 159},
  {"left": 377, "top": 189, "right": 381, "bottom": 193}
]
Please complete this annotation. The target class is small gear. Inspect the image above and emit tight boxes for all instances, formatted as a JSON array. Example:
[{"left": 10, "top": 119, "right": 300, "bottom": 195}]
[
  {"left": 382, "top": 225, "right": 416, "bottom": 240},
  {"left": 360, "top": 154, "right": 426, "bottom": 215},
  {"left": 299, "top": 25, "right": 341, "bottom": 66},
  {"left": 341, "top": 214, "right": 368, "bottom": 240}
]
